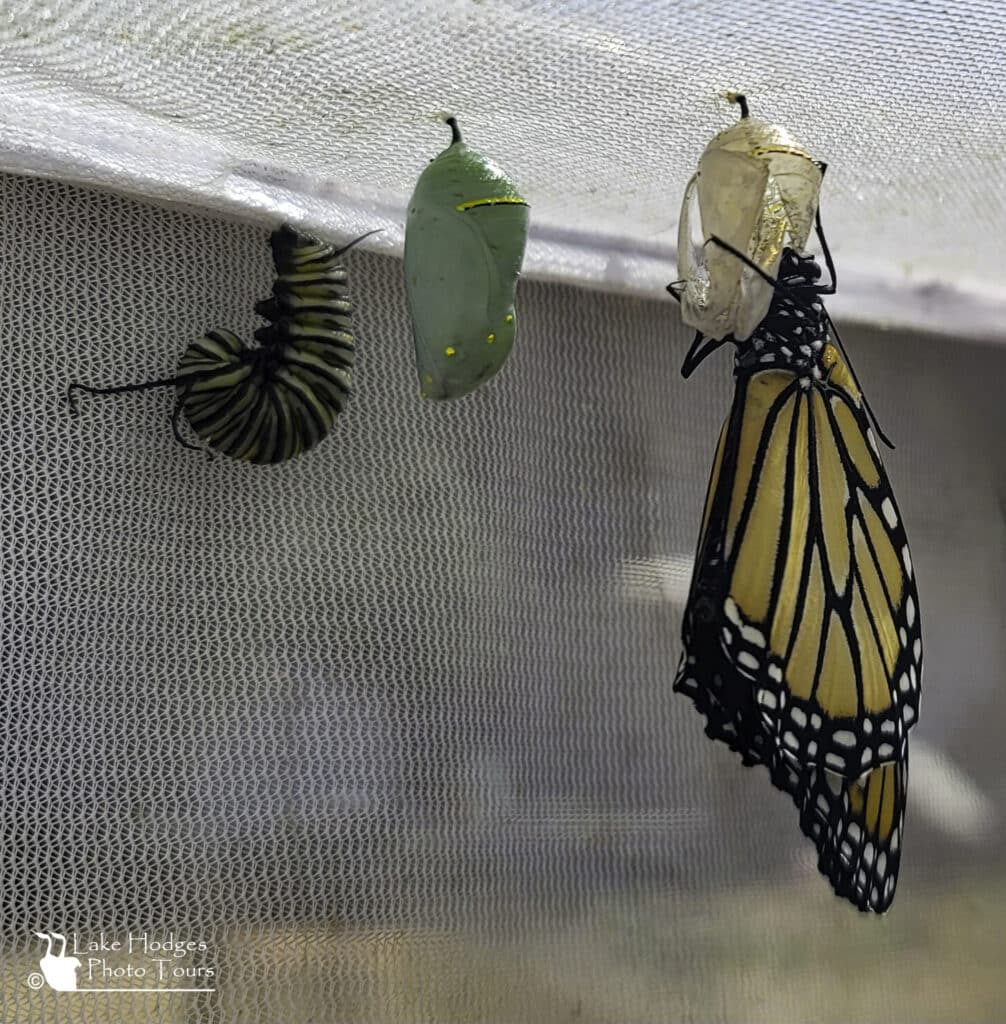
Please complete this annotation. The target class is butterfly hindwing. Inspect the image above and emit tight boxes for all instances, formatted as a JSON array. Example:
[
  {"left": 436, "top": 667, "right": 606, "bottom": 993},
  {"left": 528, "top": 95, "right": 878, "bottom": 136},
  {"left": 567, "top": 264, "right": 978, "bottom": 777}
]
[
  {"left": 675, "top": 381, "right": 777, "bottom": 772},
  {"left": 795, "top": 744, "right": 908, "bottom": 913}
]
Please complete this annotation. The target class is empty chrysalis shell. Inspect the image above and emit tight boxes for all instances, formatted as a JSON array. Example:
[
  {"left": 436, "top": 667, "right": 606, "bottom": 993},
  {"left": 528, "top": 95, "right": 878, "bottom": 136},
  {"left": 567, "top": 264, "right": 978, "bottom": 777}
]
[
  {"left": 404, "top": 116, "right": 530, "bottom": 400},
  {"left": 677, "top": 94, "right": 824, "bottom": 341}
]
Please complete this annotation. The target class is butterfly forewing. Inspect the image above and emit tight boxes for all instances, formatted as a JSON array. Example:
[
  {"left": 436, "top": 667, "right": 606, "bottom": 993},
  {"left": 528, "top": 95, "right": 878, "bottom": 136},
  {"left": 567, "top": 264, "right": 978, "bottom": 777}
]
[{"left": 677, "top": 345, "right": 921, "bottom": 781}]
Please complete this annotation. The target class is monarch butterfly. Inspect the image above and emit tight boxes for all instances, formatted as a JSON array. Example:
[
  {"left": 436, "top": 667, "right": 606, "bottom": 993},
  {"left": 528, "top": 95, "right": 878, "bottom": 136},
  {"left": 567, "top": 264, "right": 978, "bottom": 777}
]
[
  {"left": 676, "top": 93, "right": 824, "bottom": 343},
  {"left": 404, "top": 116, "right": 529, "bottom": 400},
  {"left": 68, "top": 225, "right": 374, "bottom": 464},
  {"left": 673, "top": 222, "right": 921, "bottom": 913}
]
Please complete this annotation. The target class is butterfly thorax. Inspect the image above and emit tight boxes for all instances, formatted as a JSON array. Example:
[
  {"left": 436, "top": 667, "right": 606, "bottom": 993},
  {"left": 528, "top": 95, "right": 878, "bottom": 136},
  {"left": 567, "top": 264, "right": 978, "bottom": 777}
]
[{"left": 734, "top": 248, "right": 829, "bottom": 382}]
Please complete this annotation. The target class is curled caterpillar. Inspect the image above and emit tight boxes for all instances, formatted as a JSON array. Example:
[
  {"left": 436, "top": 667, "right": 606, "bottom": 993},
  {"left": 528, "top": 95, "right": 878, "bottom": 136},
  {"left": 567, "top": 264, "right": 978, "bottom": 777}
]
[{"left": 68, "top": 224, "right": 374, "bottom": 464}]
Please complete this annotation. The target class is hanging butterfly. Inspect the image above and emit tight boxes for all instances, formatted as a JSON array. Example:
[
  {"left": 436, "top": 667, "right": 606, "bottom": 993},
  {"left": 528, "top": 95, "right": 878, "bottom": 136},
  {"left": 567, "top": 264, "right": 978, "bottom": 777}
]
[
  {"left": 670, "top": 208, "right": 921, "bottom": 913},
  {"left": 68, "top": 224, "right": 375, "bottom": 464},
  {"left": 404, "top": 115, "right": 529, "bottom": 400}
]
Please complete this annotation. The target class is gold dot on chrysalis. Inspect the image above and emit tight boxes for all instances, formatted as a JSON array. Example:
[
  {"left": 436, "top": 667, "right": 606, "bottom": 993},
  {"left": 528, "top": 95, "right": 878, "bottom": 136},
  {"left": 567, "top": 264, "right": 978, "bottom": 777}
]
[
  {"left": 445, "top": 346, "right": 456, "bottom": 357},
  {"left": 486, "top": 333, "right": 495, "bottom": 344},
  {"left": 505, "top": 313, "right": 514, "bottom": 324},
  {"left": 424, "top": 374, "right": 433, "bottom": 384}
]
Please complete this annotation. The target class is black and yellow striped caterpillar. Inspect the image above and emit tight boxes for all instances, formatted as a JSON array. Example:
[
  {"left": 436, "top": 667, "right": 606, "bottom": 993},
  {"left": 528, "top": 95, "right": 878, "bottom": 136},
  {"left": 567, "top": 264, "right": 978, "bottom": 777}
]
[{"left": 68, "top": 225, "right": 373, "bottom": 464}]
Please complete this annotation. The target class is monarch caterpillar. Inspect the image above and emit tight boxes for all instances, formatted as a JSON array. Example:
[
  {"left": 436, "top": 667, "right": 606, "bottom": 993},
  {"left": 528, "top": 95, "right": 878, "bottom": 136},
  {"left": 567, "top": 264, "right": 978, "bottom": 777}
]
[
  {"left": 404, "top": 116, "right": 529, "bottom": 400},
  {"left": 68, "top": 225, "right": 373, "bottom": 464},
  {"left": 673, "top": 221, "right": 921, "bottom": 913},
  {"left": 675, "top": 93, "right": 824, "bottom": 343}
]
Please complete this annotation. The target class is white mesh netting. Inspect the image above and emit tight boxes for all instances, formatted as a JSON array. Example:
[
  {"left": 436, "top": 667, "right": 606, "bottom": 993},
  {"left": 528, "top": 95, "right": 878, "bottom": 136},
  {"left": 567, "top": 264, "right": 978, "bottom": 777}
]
[
  {"left": 2, "top": 1, "right": 1006, "bottom": 1022},
  {"left": 1, "top": 0, "right": 1005, "bottom": 338}
]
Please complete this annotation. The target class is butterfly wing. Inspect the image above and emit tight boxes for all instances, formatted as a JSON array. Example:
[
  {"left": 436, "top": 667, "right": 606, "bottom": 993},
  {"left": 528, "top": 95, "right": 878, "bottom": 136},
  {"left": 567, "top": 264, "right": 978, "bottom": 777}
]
[
  {"left": 748, "top": 348, "right": 921, "bottom": 777},
  {"left": 675, "top": 376, "right": 781, "bottom": 773},
  {"left": 674, "top": 344, "right": 919, "bottom": 912},
  {"left": 794, "top": 743, "right": 908, "bottom": 913},
  {"left": 677, "top": 350, "right": 921, "bottom": 779}
]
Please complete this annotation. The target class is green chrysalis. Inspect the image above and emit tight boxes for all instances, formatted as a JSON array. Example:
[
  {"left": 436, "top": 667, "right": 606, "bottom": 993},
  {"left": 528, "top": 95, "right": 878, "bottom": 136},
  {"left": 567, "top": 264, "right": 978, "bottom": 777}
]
[{"left": 404, "top": 116, "right": 529, "bottom": 400}]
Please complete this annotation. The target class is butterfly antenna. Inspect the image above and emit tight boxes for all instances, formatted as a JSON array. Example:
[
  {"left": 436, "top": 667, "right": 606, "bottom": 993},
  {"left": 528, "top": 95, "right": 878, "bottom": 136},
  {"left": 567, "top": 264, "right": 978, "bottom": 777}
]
[
  {"left": 812, "top": 207, "right": 837, "bottom": 295},
  {"left": 706, "top": 235, "right": 809, "bottom": 306},
  {"left": 811, "top": 208, "right": 895, "bottom": 448},
  {"left": 822, "top": 310, "right": 895, "bottom": 449}
]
